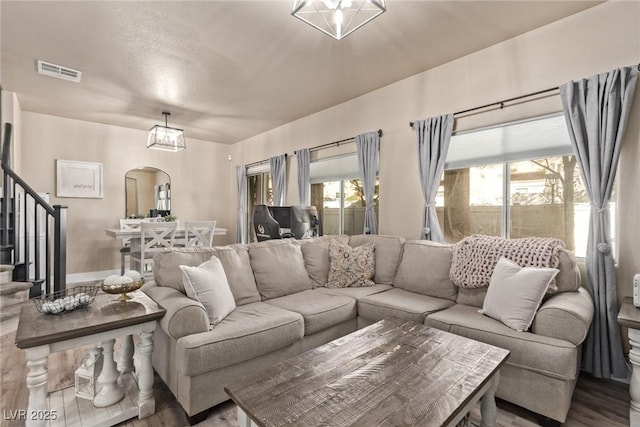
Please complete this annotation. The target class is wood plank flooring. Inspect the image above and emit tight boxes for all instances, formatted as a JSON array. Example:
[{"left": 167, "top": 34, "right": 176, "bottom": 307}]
[{"left": 1, "top": 313, "right": 631, "bottom": 427}]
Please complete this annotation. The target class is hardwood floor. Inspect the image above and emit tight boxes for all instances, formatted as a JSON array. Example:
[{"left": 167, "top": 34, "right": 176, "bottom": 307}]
[{"left": 0, "top": 313, "right": 631, "bottom": 427}]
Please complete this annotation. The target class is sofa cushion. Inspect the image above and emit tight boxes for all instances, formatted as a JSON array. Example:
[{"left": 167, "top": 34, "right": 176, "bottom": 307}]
[
  {"left": 300, "top": 235, "right": 350, "bottom": 287},
  {"left": 555, "top": 249, "right": 581, "bottom": 293},
  {"left": 265, "top": 290, "right": 356, "bottom": 335},
  {"left": 480, "top": 258, "right": 559, "bottom": 332},
  {"left": 249, "top": 240, "right": 312, "bottom": 300},
  {"left": 327, "top": 243, "right": 375, "bottom": 288},
  {"left": 349, "top": 235, "right": 405, "bottom": 285},
  {"left": 153, "top": 247, "right": 214, "bottom": 293},
  {"left": 425, "top": 304, "right": 579, "bottom": 380},
  {"left": 316, "top": 284, "right": 392, "bottom": 299},
  {"left": 456, "top": 287, "right": 488, "bottom": 308},
  {"left": 176, "top": 302, "right": 304, "bottom": 375},
  {"left": 456, "top": 249, "right": 581, "bottom": 308},
  {"left": 357, "top": 288, "right": 454, "bottom": 324},
  {"left": 212, "top": 246, "right": 261, "bottom": 305},
  {"left": 152, "top": 245, "right": 260, "bottom": 306},
  {"left": 394, "top": 240, "right": 458, "bottom": 301},
  {"left": 180, "top": 256, "right": 236, "bottom": 327}
]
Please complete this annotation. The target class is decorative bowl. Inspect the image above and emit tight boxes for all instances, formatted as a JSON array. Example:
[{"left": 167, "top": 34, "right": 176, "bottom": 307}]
[
  {"left": 33, "top": 285, "right": 99, "bottom": 314},
  {"left": 101, "top": 278, "right": 144, "bottom": 301}
]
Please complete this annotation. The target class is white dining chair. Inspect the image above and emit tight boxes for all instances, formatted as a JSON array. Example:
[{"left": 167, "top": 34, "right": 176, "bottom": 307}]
[
  {"left": 129, "top": 221, "right": 178, "bottom": 276},
  {"left": 118, "top": 219, "right": 143, "bottom": 274},
  {"left": 184, "top": 220, "right": 217, "bottom": 247}
]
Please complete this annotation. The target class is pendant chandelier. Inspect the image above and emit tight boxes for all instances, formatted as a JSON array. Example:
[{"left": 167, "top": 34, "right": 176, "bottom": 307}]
[
  {"left": 292, "top": 0, "right": 386, "bottom": 40},
  {"left": 147, "top": 111, "right": 186, "bottom": 152}
]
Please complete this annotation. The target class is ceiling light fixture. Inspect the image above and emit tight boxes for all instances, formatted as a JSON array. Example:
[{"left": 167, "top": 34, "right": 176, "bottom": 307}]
[
  {"left": 147, "top": 111, "right": 186, "bottom": 152},
  {"left": 292, "top": 0, "right": 386, "bottom": 40}
]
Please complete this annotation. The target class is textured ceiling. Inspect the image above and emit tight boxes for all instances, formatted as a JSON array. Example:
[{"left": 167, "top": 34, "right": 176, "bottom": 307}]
[{"left": 1, "top": 1, "right": 602, "bottom": 144}]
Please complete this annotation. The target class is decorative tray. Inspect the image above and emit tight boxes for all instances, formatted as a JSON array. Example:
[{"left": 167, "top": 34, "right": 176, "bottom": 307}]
[{"left": 32, "top": 285, "right": 99, "bottom": 314}]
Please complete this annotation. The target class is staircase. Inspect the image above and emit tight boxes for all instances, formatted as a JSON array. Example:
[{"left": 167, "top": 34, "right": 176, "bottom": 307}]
[
  {"left": 1, "top": 122, "right": 67, "bottom": 310},
  {"left": 0, "top": 264, "right": 31, "bottom": 321}
]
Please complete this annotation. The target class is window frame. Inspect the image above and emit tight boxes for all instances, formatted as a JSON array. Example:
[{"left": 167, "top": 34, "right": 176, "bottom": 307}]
[{"left": 439, "top": 114, "right": 616, "bottom": 259}]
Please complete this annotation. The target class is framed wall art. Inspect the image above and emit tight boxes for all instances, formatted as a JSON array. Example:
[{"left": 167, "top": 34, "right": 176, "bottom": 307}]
[{"left": 56, "top": 160, "right": 103, "bottom": 198}]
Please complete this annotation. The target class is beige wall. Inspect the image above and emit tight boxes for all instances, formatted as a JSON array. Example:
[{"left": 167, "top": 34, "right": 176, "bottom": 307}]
[
  {"left": 231, "top": 1, "right": 640, "bottom": 303},
  {"left": 18, "top": 112, "right": 233, "bottom": 274}
]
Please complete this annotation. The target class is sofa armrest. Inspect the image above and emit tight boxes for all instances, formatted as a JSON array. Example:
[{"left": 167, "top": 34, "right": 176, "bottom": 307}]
[
  {"left": 142, "top": 281, "right": 209, "bottom": 340},
  {"left": 531, "top": 287, "right": 594, "bottom": 346}
]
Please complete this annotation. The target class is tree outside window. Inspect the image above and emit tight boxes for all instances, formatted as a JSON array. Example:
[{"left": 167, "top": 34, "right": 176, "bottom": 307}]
[{"left": 437, "top": 155, "right": 608, "bottom": 257}]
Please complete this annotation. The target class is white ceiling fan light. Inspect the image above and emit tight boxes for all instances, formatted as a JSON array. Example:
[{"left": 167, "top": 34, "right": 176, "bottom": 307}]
[{"left": 292, "top": 0, "right": 386, "bottom": 40}]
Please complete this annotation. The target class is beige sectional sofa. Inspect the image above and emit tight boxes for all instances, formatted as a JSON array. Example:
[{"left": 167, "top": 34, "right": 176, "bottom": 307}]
[{"left": 142, "top": 234, "right": 593, "bottom": 424}]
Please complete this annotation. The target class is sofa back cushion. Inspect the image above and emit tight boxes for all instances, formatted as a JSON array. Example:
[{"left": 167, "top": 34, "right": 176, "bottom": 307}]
[
  {"left": 299, "top": 235, "right": 350, "bottom": 287},
  {"left": 249, "top": 240, "right": 312, "bottom": 300},
  {"left": 555, "top": 249, "right": 581, "bottom": 293},
  {"left": 394, "top": 240, "right": 458, "bottom": 301},
  {"left": 349, "top": 235, "right": 405, "bottom": 285},
  {"left": 213, "top": 245, "right": 262, "bottom": 306},
  {"left": 456, "top": 247, "right": 581, "bottom": 308},
  {"left": 152, "top": 245, "right": 261, "bottom": 306}
]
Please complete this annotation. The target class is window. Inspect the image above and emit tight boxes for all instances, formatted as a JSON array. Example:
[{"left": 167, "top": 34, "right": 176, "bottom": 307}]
[
  {"left": 436, "top": 114, "right": 615, "bottom": 257},
  {"left": 311, "top": 178, "right": 379, "bottom": 235},
  {"left": 309, "top": 153, "right": 379, "bottom": 235}
]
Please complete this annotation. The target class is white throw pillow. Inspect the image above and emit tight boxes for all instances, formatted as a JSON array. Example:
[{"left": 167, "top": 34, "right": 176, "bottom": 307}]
[
  {"left": 180, "top": 256, "right": 236, "bottom": 326},
  {"left": 480, "top": 257, "right": 559, "bottom": 332}
]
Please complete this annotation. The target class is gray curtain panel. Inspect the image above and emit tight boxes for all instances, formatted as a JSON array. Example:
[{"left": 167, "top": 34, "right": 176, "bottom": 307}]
[
  {"left": 270, "top": 154, "right": 287, "bottom": 206},
  {"left": 356, "top": 131, "right": 380, "bottom": 234},
  {"left": 297, "top": 148, "right": 311, "bottom": 205},
  {"left": 560, "top": 65, "right": 638, "bottom": 379},
  {"left": 235, "top": 165, "right": 247, "bottom": 244},
  {"left": 413, "top": 114, "right": 454, "bottom": 241}
]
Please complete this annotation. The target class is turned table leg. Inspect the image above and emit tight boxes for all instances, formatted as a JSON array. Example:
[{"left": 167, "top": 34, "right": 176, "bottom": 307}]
[
  {"left": 628, "top": 328, "right": 640, "bottom": 426},
  {"left": 119, "top": 334, "right": 135, "bottom": 374},
  {"left": 136, "top": 330, "right": 155, "bottom": 418},
  {"left": 93, "top": 338, "right": 125, "bottom": 407},
  {"left": 480, "top": 372, "right": 499, "bottom": 427},
  {"left": 25, "top": 345, "right": 50, "bottom": 427}
]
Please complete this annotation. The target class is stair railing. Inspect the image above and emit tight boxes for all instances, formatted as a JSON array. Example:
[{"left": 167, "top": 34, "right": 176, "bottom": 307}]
[{"left": 1, "top": 123, "right": 67, "bottom": 295}]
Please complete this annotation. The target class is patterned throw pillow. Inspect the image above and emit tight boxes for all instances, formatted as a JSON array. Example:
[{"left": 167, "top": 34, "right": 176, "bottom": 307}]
[{"left": 326, "top": 243, "right": 375, "bottom": 288}]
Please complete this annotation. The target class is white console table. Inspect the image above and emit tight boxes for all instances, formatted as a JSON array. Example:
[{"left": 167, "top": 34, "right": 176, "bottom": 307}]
[{"left": 15, "top": 292, "right": 165, "bottom": 427}]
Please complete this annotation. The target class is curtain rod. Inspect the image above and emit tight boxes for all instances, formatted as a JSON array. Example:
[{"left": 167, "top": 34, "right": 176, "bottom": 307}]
[
  {"left": 409, "top": 63, "right": 640, "bottom": 128},
  {"left": 409, "top": 87, "right": 559, "bottom": 128},
  {"left": 294, "top": 129, "right": 383, "bottom": 154},
  {"left": 245, "top": 153, "right": 287, "bottom": 169}
]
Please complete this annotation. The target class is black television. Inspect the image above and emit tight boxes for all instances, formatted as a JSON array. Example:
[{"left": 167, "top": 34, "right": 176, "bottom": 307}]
[{"left": 291, "top": 205, "right": 320, "bottom": 239}]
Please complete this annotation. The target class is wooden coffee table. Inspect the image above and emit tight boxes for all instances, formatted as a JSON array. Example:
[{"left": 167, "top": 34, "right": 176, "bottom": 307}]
[
  {"left": 225, "top": 318, "right": 509, "bottom": 427},
  {"left": 15, "top": 291, "right": 165, "bottom": 427}
]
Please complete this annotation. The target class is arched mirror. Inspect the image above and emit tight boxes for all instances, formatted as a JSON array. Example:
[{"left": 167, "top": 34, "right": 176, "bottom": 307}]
[{"left": 125, "top": 167, "right": 171, "bottom": 218}]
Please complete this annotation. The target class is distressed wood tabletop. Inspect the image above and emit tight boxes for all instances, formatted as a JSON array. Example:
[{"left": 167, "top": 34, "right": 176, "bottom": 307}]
[
  {"left": 225, "top": 318, "right": 510, "bottom": 427},
  {"left": 15, "top": 291, "right": 165, "bottom": 349}
]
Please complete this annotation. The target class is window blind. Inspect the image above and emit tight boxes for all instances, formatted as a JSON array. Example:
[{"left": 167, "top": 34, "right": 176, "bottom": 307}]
[
  {"left": 310, "top": 153, "right": 361, "bottom": 183},
  {"left": 446, "top": 114, "right": 573, "bottom": 169},
  {"left": 246, "top": 162, "right": 270, "bottom": 175}
]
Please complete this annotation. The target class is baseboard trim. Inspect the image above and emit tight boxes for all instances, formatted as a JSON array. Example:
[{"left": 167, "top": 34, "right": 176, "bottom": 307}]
[{"left": 67, "top": 269, "right": 120, "bottom": 284}]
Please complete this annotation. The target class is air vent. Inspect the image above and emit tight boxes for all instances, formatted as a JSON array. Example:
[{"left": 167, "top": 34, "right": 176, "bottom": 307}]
[{"left": 37, "top": 60, "right": 82, "bottom": 83}]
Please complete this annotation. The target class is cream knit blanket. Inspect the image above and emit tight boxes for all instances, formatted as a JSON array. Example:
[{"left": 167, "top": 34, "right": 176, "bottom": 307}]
[{"left": 449, "top": 234, "right": 565, "bottom": 291}]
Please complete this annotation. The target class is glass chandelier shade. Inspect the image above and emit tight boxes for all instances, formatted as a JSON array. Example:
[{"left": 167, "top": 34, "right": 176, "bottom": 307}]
[
  {"left": 147, "top": 111, "right": 186, "bottom": 152},
  {"left": 292, "top": 0, "right": 386, "bottom": 40}
]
